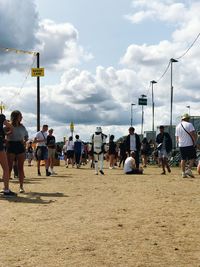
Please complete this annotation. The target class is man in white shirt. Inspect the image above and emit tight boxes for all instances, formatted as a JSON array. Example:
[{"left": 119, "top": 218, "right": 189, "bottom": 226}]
[
  {"left": 175, "top": 113, "right": 197, "bottom": 178},
  {"left": 34, "top": 124, "right": 51, "bottom": 176},
  {"left": 125, "top": 127, "right": 141, "bottom": 169},
  {"left": 124, "top": 151, "right": 143, "bottom": 174}
]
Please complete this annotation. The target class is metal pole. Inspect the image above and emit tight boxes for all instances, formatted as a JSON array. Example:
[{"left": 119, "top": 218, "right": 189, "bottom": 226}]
[
  {"left": 37, "top": 52, "right": 40, "bottom": 132},
  {"left": 141, "top": 105, "right": 144, "bottom": 135},
  {"left": 131, "top": 104, "right": 133, "bottom": 127},
  {"left": 170, "top": 58, "right": 178, "bottom": 137},
  {"left": 151, "top": 81, "right": 157, "bottom": 132},
  {"left": 170, "top": 61, "right": 173, "bottom": 137}
]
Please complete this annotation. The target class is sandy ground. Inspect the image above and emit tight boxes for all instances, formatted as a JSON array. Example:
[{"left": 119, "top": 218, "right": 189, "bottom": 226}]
[{"left": 1, "top": 160, "right": 200, "bottom": 267}]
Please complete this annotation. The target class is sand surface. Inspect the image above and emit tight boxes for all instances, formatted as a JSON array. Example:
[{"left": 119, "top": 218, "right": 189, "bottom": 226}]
[{"left": 1, "top": 161, "right": 200, "bottom": 267}]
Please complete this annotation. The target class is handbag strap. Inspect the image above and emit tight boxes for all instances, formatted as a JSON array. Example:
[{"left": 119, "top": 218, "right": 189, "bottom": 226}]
[{"left": 181, "top": 123, "right": 194, "bottom": 145}]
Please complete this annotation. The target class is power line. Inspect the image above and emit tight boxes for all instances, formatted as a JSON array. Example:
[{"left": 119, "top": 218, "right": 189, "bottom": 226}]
[{"left": 175, "top": 32, "right": 200, "bottom": 60}]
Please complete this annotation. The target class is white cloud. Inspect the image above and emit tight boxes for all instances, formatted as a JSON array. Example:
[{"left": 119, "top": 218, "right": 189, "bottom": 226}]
[{"left": 1, "top": 0, "right": 200, "bottom": 141}]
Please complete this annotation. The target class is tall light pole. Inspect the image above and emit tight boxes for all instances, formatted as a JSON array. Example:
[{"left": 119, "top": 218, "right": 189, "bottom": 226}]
[
  {"left": 170, "top": 58, "right": 178, "bottom": 137},
  {"left": 150, "top": 80, "right": 157, "bottom": 132},
  {"left": 186, "top": 105, "right": 190, "bottom": 115},
  {"left": 140, "top": 94, "right": 147, "bottom": 136},
  {"left": 130, "top": 103, "right": 135, "bottom": 127}
]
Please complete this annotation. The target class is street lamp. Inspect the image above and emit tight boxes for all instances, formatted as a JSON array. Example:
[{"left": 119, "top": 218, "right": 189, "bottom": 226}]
[
  {"left": 150, "top": 80, "right": 157, "bottom": 132},
  {"left": 170, "top": 58, "right": 178, "bottom": 137},
  {"left": 186, "top": 105, "right": 190, "bottom": 115},
  {"left": 130, "top": 103, "right": 135, "bottom": 127},
  {"left": 140, "top": 94, "right": 147, "bottom": 136}
]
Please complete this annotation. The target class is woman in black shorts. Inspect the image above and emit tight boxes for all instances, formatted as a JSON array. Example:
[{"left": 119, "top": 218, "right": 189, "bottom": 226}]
[{"left": 7, "top": 110, "right": 28, "bottom": 193}]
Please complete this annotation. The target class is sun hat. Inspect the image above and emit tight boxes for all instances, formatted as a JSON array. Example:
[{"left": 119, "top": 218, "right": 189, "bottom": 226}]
[{"left": 181, "top": 113, "right": 190, "bottom": 120}]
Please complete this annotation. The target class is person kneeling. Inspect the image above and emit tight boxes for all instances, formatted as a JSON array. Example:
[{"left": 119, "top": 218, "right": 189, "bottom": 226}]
[{"left": 124, "top": 151, "right": 143, "bottom": 174}]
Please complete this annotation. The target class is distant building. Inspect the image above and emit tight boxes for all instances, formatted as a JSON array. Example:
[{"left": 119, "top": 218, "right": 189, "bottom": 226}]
[
  {"left": 144, "top": 131, "right": 156, "bottom": 141},
  {"left": 189, "top": 116, "right": 200, "bottom": 132}
]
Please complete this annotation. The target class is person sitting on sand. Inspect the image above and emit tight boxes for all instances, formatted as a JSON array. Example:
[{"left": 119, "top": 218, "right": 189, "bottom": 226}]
[{"left": 124, "top": 151, "right": 143, "bottom": 174}]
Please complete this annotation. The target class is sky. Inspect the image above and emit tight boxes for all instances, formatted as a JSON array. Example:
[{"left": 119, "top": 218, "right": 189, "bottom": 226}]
[{"left": 0, "top": 0, "right": 200, "bottom": 141}]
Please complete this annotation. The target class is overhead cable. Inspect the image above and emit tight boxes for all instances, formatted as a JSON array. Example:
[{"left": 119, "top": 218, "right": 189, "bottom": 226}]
[{"left": 175, "top": 32, "right": 200, "bottom": 60}]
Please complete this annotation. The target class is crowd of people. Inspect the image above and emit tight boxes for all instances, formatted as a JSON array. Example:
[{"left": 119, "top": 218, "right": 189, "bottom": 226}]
[{"left": 0, "top": 110, "right": 199, "bottom": 197}]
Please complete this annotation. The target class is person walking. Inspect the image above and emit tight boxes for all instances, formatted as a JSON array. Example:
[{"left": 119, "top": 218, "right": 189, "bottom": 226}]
[
  {"left": 156, "top": 126, "right": 172, "bottom": 175},
  {"left": 34, "top": 124, "right": 51, "bottom": 176},
  {"left": 125, "top": 127, "right": 141, "bottom": 169},
  {"left": 74, "top": 135, "right": 83, "bottom": 168},
  {"left": 0, "top": 113, "right": 16, "bottom": 196},
  {"left": 6, "top": 110, "right": 28, "bottom": 193},
  {"left": 176, "top": 113, "right": 197, "bottom": 178}
]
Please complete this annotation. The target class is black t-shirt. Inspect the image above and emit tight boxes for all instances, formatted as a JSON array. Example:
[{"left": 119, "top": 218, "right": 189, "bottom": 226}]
[
  {"left": 47, "top": 135, "right": 56, "bottom": 148},
  {"left": 0, "top": 114, "right": 6, "bottom": 138}
]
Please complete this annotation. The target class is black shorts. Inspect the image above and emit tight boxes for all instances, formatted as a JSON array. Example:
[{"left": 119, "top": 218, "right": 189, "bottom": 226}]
[
  {"left": 180, "top": 146, "right": 196, "bottom": 160},
  {"left": 7, "top": 141, "right": 25, "bottom": 155},
  {"left": 0, "top": 138, "right": 4, "bottom": 151},
  {"left": 66, "top": 150, "right": 74, "bottom": 158}
]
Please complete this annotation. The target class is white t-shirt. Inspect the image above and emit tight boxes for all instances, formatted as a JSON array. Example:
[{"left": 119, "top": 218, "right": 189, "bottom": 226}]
[
  {"left": 175, "top": 121, "right": 195, "bottom": 147},
  {"left": 124, "top": 157, "right": 135, "bottom": 173},
  {"left": 130, "top": 134, "right": 136, "bottom": 151},
  {"left": 35, "top": 131, "right": 47, "bottom": 147},
  {"left": 66, "top": 140, "right": 74, "bottom": 151}
]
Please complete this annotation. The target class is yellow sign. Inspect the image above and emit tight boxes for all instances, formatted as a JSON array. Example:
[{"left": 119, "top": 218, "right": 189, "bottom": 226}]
[
  {"left": 31, "top": 68, "right": 45, "bottom": 77},
  {"left": 70, "top": 122, "right": 74, "bottom": 131}
]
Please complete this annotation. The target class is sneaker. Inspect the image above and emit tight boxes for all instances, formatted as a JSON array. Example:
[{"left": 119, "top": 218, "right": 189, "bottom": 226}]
[
  {"left": 99, "top": 170, "right": 104, "bottom": 175},
  {"left": 182, "top": 172, "right": 188, "bottom": 178},
  {"left": 95, "top": 172, "right": 98, "bottom": 175},
  {"left": 3, "top": 190, "right": 17, "bottom": 197},
  {"left": 109, "top": 167, "right": 113, "bottom": 169},
  {"left": 46, "top": 171, "right": 51, "bottom": 176},
  {"left": 161, "top": 171, "right": 166, "bottom": 175},
  {"left": 167, "top": 166, "right": 171, "bottom": 173},
  {"left": 185, "top": 169, "right": 195, "bottom": 178},
  {"left": 19, "top": 188, "right": 25, "bottom": 193},
  {"left": 51, "top": 171, "right": 57, "bottom": 175}
]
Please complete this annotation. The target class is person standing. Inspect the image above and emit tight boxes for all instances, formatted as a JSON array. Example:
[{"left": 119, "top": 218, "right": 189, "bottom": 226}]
[
  {"left": 176, "top": 113, "right": 197, "bottom": 178},
  {"left": 6, "top": 110, "right": 28, "bottom": 193},
  {"left": 34, "top": 124, "right": 51, "bottom": 176},
  {"left": 156, "top": 126, "right": 172, "bottom": 175},
  {"left": 91, "top": 127, "right": 107, "bottom": 175},
  {"left": 65, "top": 136, "right": 74, "bottom": 168},
  {"left": 141, "top": 137, "right": 150, "bottom": 168},
  {"left": 0, "top": 113, "right": 16, "bottom": 196},
  {"left": 27, "top": 141, "right": 34, "bottom": 166},
  {"left": 108, "top": 135, "right": 116, "bottom": 169},
  {"left": 47, "top": 128, "right": 57, "bottom": 175},
  {"left": 125, "top": 127, "right": 141, "bottom": 169}
]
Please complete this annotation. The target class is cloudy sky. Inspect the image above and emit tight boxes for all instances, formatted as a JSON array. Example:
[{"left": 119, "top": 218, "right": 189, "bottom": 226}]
[{"left": 0, "top": 0, "right": 200, "bottom": 141}]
